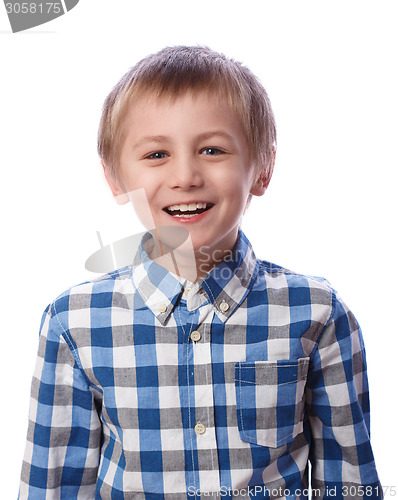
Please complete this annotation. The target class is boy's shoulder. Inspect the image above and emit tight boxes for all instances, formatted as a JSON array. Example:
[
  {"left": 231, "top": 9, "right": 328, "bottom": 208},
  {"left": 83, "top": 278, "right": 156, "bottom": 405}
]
[
  {"left": 256, "top": 257, "right": 338, "bottom": 317},
  {"left": 49, "top": 265, "right": 133, "bottom": 316},
  {"left": 258, "top": 257, "right": 334, "bottom": 290}
]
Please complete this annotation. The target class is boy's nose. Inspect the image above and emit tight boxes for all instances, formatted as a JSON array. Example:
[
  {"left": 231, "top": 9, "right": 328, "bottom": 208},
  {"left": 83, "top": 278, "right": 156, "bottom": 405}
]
[{"left": 168, "top": 156, "right": 204, "bottom": 189}]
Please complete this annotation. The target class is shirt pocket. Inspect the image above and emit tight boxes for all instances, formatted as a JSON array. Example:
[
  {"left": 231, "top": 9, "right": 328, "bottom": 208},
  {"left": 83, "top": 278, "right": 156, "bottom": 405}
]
[{"left": 235, "top": 357, "right": 310, "bottom": 448}]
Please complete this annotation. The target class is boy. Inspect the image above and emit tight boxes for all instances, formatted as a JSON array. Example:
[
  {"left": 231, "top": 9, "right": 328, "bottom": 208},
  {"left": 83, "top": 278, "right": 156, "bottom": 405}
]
[{"left": 19, "top": 46, "right": 382, "bottom": 499}]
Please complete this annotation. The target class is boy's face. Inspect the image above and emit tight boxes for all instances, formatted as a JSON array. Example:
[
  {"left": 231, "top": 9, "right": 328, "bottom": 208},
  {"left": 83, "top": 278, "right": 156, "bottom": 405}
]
[{"left": 104, "top": 91, "right": 267, "bottom": 261}]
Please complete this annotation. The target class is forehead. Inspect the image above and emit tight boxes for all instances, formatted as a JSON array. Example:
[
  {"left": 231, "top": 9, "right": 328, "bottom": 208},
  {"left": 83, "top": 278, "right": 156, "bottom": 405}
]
[{"left": 123, "top": 89, "right": 246, "bottom": 137}]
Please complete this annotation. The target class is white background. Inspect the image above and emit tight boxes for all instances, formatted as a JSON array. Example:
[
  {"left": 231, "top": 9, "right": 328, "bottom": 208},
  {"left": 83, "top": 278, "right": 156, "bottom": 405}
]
[{"left": 1, "top": 0, "right": 397, "bottom": 496}]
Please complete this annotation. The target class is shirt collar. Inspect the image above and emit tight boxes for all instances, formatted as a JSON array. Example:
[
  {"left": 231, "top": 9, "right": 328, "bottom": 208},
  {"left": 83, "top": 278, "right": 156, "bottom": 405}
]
[{"left": 130, "top": 228, "right": 259, "bottom": 325}]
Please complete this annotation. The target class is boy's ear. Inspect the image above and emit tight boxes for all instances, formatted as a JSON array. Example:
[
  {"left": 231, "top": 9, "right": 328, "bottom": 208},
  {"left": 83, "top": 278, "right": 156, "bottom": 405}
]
[
  {"left": 250, "top": 169, "right": 271, "bottom": 196},
  {"left": 102, "top": 160, "right": 129, "bottom": 205},
  {"left": 250, "top": 149, "right": 276, "bottom": 196}
]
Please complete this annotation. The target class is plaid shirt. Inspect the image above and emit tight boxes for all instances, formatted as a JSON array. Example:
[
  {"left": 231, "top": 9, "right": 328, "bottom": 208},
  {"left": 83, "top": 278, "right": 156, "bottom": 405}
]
[{"left": 19, "top": 229, "right": 382, "bottom": 499}]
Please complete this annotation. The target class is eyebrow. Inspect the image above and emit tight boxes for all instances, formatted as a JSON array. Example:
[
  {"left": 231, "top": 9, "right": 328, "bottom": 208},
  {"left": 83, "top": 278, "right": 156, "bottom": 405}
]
[{"left": 132, "top": 131, "right": 235, "bottom": 150}]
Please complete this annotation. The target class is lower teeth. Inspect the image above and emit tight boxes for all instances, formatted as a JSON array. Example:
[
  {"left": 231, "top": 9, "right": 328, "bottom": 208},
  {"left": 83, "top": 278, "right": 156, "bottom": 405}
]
[{"left": 173, "top": 213, "right": 198, "bottom": 218}]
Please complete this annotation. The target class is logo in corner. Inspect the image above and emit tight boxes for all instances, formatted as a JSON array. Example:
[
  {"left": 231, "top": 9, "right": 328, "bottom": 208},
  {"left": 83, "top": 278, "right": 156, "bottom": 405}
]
[{"left": 4, "top": 0, "right": 79, "bottom": 33}]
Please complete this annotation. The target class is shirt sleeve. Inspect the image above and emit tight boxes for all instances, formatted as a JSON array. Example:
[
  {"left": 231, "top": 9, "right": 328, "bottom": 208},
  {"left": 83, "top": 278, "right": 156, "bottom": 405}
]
[
  {"left": 18, "top": 304, "right": 102, "bottom": 499},
  {"left": 306, "top": 289, "right": 383, "bottom": 499}
]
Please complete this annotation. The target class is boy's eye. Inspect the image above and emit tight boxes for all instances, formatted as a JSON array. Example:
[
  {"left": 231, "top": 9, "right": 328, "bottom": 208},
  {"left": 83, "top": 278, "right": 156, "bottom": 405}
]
[
  {"left": 145, "top": 151, "right": 168, "bottom": 160},
  {"left": 201, "top": 147, "right": 224, "bottom": 156}
]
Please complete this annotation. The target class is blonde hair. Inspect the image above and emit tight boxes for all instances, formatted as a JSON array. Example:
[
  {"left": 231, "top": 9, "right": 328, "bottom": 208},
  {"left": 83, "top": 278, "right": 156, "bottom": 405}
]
[{"left": 98, "top": 45, "right": 276, "bottom": 194}]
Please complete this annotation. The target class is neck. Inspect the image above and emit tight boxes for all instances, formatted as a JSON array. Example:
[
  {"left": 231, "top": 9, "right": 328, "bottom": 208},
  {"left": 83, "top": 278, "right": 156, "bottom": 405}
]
[{"left": 146, "top": 231, "right": 238, "bottom": 284}]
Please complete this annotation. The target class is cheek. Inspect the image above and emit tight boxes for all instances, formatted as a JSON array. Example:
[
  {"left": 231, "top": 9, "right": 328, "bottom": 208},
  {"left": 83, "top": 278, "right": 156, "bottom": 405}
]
[
  {"left": 126, "top": 187, "right": 157, "bottom": 229},
  {"left": 119, "top": 166, "right": 159, "bottom": 197},
  {"left": 117, "top": 165, "right": 160, "bottom": 229},
  {"left": 212, "top": 168, "right": 249, "bottom": 200}
]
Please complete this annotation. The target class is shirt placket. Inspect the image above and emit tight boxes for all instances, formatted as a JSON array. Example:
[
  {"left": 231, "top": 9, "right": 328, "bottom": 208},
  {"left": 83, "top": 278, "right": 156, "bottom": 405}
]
[{"left": 186, "top": 298, "right": 220, "bottom": 494}]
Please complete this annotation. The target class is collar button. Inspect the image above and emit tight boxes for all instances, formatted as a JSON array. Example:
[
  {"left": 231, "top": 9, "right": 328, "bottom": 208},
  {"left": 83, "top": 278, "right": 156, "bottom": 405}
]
[{"left": 219, "top": 300, "right": 229, "bottom": 312}]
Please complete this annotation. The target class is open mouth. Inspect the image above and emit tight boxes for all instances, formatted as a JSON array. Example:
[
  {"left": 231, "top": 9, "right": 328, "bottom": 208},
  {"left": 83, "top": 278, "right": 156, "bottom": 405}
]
[{"left": 163, "top": 202, "right": 215, "bottom": 218}]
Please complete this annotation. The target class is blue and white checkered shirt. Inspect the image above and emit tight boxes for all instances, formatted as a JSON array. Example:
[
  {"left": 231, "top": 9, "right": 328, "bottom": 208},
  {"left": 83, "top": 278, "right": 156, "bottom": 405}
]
[{"left": 19, "top": 229, "right": 382, "bottom": 499}]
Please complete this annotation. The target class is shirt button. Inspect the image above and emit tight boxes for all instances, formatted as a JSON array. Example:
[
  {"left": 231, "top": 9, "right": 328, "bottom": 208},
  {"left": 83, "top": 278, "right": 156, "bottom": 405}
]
[
  {"left": 219, "top": 300, "right": 229, "bottom": 312},
  {"left": 190, "top": 330, "right": 202, "bottom": 342},
  {"left": 194, "top": 422, "right": 206, "bottom": 435},
  {"left": 159, "top": 303, "right": 167, "bottom": 313},
  {"left": 185, "top": 287, "right": 192, "bottom": 295}
]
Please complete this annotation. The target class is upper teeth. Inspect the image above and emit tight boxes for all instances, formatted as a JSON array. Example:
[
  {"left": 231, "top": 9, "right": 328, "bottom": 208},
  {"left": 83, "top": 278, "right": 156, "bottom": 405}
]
[{"left": 167, "top": 202, "right": 208, "bottom": 212}]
